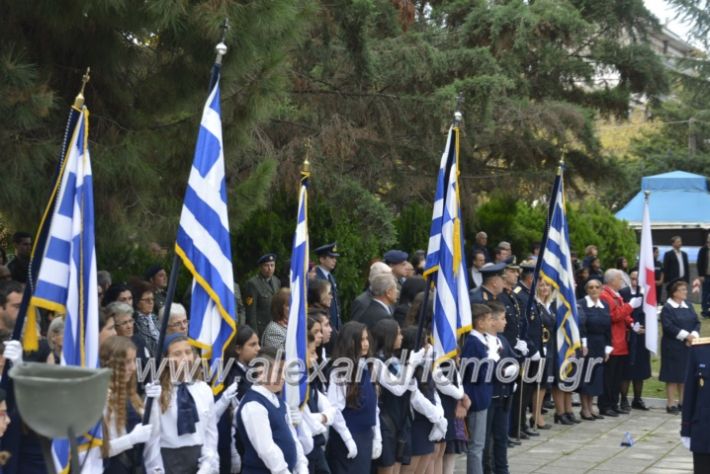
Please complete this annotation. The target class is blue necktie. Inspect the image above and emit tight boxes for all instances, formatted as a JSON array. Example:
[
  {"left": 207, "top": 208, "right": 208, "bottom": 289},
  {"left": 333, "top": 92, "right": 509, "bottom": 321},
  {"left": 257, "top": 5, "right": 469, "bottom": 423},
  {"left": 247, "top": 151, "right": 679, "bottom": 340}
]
[{"left": 176, "top": 383, "right": 200, "bottom": 435}]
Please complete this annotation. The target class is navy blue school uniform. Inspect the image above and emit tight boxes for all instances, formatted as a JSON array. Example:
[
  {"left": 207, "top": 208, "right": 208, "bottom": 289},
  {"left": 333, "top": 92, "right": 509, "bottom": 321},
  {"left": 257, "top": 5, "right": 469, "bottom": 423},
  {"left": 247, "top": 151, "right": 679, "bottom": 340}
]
[
  {"left": 307, "top": 377, "right": 332, "bottom": 474},
  {"left": 377, "top": 356, "right": 412, "bottom": 467},
  {"left": 578, "top": 297, "right": 611, "bottom": 396},
  {"left": 235, "top": 386, "right": 300, "bottom": 473},
  {"left": 218, "top": 362, "right": 251, "bottom": 474},
  {"left": 104, "top": 401, "right": 144, "bottom": 473},
  {"left": 485, "top": 335, "right": 515, "bottom": 474},
  {"left": 461, "top": 331, "right": 493, "bottom": 412},
  {"left": 537, "top": 300, "right": 556, "bottom": 387},
  {"left": 410, "top": 375, "right": 436, "bottom": 457},
  {"left": 326, "top": 362, "right": 378, "bottom": 474},
  {"left": 660, "top": 300, "right": 701, "bottom": 383},
  {"left": 681, "top": 343, "right": 710, "bottom": 470},
  {"left": 436, "top": 363, "right": 467, "bottom": 455},
  {"left": 620, "top": 286, "right": 652, "bottom": 381}
]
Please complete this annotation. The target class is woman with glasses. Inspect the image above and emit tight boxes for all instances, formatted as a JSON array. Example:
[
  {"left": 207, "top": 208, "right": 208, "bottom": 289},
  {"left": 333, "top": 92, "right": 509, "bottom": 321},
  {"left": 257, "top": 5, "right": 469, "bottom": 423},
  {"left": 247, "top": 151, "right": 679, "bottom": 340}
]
[
  {"left": 163, "top": 303, "right": 188, "bottom": 337},
  {"left": 131, "top": 281, "right": 159, "bottom": 356},
  {"left": 106, "top": 301, "right": 152, "bottom": 365}
]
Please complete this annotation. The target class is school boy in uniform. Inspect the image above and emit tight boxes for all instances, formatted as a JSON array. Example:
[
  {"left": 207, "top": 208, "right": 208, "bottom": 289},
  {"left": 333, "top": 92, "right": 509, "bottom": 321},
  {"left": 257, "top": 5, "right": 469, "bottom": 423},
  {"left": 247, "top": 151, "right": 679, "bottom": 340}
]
[
  {"left": 235, "top": 346, "right": 309, "bottom": 474},
  {"left": 484, "top": 301, "right": 518, "bottom": 474},
  {"left": 462, "top": 304, "right": 496, "bottom": 474}
]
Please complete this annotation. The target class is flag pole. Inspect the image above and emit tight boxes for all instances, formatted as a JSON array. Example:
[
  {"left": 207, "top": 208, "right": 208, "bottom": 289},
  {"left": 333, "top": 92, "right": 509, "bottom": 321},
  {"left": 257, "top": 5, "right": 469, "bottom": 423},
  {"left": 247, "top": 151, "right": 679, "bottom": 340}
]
[
  {"left": 416, "top": 95, "right": 464, "bottom": 350},
  {"left": 142, "top": 21, "right": 229, "bottom": 425}
]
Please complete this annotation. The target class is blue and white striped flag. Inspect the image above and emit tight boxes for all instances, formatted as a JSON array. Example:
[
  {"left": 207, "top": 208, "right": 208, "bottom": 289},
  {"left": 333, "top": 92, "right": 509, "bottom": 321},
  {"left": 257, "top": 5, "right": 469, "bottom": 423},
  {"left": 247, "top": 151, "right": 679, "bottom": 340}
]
[
  {"left": 424, "top": 126, "right": 472, "bottom": 363},
  {"left": 176, "top": 71, "right": 237, "bottom": 394},
  {"left": 539, "top": 170, "right": 581, "bottom": 380},
  {"left": 28, "top": 106, "right": 103, "bottom": 472},
  {"left": 285, "top": 169, "right": 310, "bottom": 410}
]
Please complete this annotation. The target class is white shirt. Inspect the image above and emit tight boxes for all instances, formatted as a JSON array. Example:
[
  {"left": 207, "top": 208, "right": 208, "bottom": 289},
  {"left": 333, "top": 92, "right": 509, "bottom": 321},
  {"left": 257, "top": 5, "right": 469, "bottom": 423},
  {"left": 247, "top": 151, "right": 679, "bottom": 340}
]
[
  {"left": 585, "top": 296, "right": 604, "bottom": 309},
  {"left": 667, "top": 298, "right": 689, "bottom": 309},
  {"left": 471, "top": 268, "right": 483, "bottom": 289},
  {"left": 675, "top": 250, "right": 685, "bottom": 278},
  {"left": 372, "top": 298, "right": 392, "bottom": 315},
  {"left": 159, "top": 381, "right": 218, "bottom": 469},
  {"left": 239, "top": 385, "right": 308, "bottom": 474},
  {"left": 327, "top": 359, "right": 381, "bottom": 444},
  {"left": 433, "top": 365, "right": 464, "bottom": 400},
  {"left": 104, "top": 395, "right": 163, "bottom": 472}
]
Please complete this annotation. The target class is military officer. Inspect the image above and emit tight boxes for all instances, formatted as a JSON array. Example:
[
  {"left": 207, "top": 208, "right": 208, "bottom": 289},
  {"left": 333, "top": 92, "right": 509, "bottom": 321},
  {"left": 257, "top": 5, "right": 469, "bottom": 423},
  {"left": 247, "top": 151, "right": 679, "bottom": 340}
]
[
  {"left": 681, "top": 338, "right": 710, "bottom": 472},
  {"left": 469, "top": 262, "right": 506, "bottom": 303},
  {"left": 315, "top": 243, "right": 341, "bottom": 332},
  {"left": 383, "top": 249, "right": 409, "bottom": 291},
  {"left": 244, "top": 253, "right": 281, "bottom": 335}
]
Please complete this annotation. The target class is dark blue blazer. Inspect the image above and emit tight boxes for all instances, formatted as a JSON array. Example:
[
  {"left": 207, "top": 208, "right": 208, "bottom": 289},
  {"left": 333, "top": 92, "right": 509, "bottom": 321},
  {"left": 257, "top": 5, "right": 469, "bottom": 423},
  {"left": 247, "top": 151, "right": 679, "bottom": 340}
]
[
  {"left": 316, "top": 267, "right": 341, "bottom": 331},
  {"left": 461, "top": 332, "right": 493, "bottom": 412},
  {"left": 682, "top": 343, "right": 710, "bottom": 454}
]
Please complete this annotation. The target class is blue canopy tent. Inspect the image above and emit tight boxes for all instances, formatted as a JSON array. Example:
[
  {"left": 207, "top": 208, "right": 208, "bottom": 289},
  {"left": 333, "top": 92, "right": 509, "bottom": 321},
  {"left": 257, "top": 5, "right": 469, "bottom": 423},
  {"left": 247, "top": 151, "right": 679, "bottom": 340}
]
[{"left": 616, "top": 170, "right": 710, "bottom": 263}]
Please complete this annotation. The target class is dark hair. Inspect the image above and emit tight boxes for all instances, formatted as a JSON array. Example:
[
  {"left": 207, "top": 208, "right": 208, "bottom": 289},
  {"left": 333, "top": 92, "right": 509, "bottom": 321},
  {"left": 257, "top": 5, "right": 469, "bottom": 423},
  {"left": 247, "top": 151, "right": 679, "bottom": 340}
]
[
  {"left": 0, "top": 280, "right": 23, "bottom": 307},
  {"left": 307, "top": 279, "right": 330, "bottom": 307},
  {"left": 487, "top": 301, "right": 506, "bottom": 315},
  {"left": 669, "top": 279, "right": 688, "bottom": 298},
  {"left": 0, "top": 387, "right": 6, "bottom": 403},
  {"left": 331, "top": 321, "right": 370, "bottom": 408},
  {"left": 256, "top": 345, "right": 284, "bottom": 363},
  {"left": 399, "top": 276, "right": 426, "bottom": 306},
  {"left": 12, "top": 232, "right": 31, "bottom": 244},
  {"left": 270, "top": 288, "right": 290, "bottom": 322},
  {"left": 404, "top": 291, "right": 433, "bottom": 328},
  {"left": 225, "top": 325, "right": 257, "bottom": 359},
  {"left": 410, "top": 254, "right": 425, "bottom": 275},
  {"left": 307, "top": 307, "right": 329, "bottom": 322},
  {"left": 307, "top": 317, "right": 321, "bottom": 336},
  {"left": 616, "top": 257, "right": 628, "bottom": 269},
  {"left": 471, "top": 303, "right": 492, "bottom": 324},
  {"left": 131, "top": 281, "right": 154, "bottom": 311},
  {"left": 98, "top": 308, "right": 114, "bottom": 331},
  {"left": 371, "top": 318, "right": 400, "bottom": 359},
  {"left": 103, "top": 283, "right": 131, "bottom": 307}
]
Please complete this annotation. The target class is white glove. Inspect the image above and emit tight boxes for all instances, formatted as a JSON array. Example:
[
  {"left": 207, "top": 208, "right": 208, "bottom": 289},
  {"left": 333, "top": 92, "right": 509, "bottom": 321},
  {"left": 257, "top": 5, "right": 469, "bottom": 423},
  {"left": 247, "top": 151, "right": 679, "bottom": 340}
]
[
  {"left": 289, "top": 406, "right": 302, "bottom": 426},
  {"left": 213, "top": 384, "right": 239, "bottom": 419},
  {"left": 629, "top": 297, "right": 643, "bottom": 309},
  {"left": 372, "top": 436, "right": 382, "bottom": 459},
  {"left": 428, "top": 422, "right": 445, "bottom": 442},
  {"left": 144, "top": 382, "right": 161, "bottom": 399},
  {"left": 530, "top": 351, "right": 541, "bottom": 362},
  {"left": 127, "top": 423, "right": 152, "bottom": 445},
  {"left": 3, "top": 340, "right": 23, "bottom": 365},
  {"left": 407, "top": 378, "right": 418, "bottom": 392},
  {"left": 408, "top": 348, "right": 426, "bottom": 368},
  {"left": 345, "top": 437, "right": 358, "bottom": 459},
  {"left": 632, "top": 322, "right": 641, "bottom": 333},
  {"left": 681, "top": 436, "right": 690, "bottom": 450},
  {"left": 514, "top": 339, "right": 529, "bottom": 356},
  {"left": 221, "top": 381, "right": 239, "bottom": 401},
  {"left": 503, "top": 364, "right": 519, "bottom": 379}
]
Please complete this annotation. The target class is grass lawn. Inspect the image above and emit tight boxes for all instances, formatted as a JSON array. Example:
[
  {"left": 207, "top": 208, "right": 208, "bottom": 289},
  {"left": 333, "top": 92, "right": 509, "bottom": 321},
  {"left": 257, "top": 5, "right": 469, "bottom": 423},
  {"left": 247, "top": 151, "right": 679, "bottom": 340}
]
[{"left": 642, "top": 304, "right": 707, "bottom": 399}]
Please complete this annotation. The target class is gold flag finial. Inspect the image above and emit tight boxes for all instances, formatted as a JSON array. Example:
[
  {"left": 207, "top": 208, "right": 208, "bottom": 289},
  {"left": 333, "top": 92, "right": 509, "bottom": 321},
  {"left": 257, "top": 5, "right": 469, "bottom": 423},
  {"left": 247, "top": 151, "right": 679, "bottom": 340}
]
[
  {"left": 302, "top": 139, "right": 312, "bottom": 177},
  {"left": 73, "top": 68, "right": 91, "bottom": 109}
]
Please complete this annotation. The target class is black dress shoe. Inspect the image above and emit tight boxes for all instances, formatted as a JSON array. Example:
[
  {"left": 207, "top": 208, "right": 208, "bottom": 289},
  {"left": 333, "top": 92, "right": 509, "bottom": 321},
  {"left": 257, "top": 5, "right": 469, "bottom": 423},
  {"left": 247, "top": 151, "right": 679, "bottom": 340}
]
[
  {"left": 517, "top": 431, "right": 530, "bottom": 440},
  {"left": 580, "top": 412, "right": 595, "bottom": 421},
  {"left": 565, "top": 412, "right": 581, "bottom": 424},
  {"left": 612, "top": 407, "right": 630, "bottom": 415},
  {"left": 666, "top": 405, "right": 679, "bottom": 414},
  {"left": 631, "top": 398, "right": 649, "bottom": 411},
  {"left": 620, "top": 396, "right": 631, "bottom": 411},
  {"left": 508, "top": 441, "right": 517, "bottom": 448},
  {"left": 554, "top": 414, "right": 573, "bottom": 425},
  {"left": 508, "top": 437, "right": 522, "bottom": 446},
  {"left": 522, "top": 427, "right": 540, "bottom": 437},
  {"left": 592, "top": 413, "right": 605, "bottom": 420},
  {"left": 600, "top": 409, "right": 619, "bottom": 417},
  {"left": 541, "top": 407, "right": 549, "bottom": 414},
  {"left": 544, "top": 400, "right": 555, "bottom": 409},
  {"left": 536, "top": 423, "right": 552, "bottom": 430}
]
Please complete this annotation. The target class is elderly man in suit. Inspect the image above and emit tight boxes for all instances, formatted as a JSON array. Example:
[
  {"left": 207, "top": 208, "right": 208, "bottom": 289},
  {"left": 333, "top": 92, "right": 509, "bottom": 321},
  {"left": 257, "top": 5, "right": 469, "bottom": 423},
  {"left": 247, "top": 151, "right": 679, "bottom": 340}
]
[
  {"left": 663, "top": 236, "right": 690, "bottom": 293},
  {"left": 355, "top": 273, "right": 398, "bottom": 329}
]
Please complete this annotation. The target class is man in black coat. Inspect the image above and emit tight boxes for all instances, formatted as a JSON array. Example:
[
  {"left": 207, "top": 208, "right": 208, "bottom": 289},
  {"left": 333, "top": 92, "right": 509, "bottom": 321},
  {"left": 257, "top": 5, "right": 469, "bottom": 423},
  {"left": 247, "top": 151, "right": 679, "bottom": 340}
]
[
  {"left": 696, "top": 234, "right": 710, "bottom": 318},
  {"left": 681, "top": 341, "right": 710, "bottom": 471},
  {"left": 663, "top": 236, "right": 690, "bottom": 293}
]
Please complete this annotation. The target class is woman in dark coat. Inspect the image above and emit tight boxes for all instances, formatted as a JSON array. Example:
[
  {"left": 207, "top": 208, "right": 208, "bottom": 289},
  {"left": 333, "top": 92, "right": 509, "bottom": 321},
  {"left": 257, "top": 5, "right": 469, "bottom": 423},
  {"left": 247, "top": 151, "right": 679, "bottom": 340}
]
[
  {"left": 620, "top": 270, "right": 652, "bottom": 411},
  {"left": 530, "top": 279, "right": 555, "bottom": 429},
  {"left": 578, "top": 278, "right": 611, "bottom": 420},
  {"left": 660, "top": 280, "right": 701, "bottom": 413}
]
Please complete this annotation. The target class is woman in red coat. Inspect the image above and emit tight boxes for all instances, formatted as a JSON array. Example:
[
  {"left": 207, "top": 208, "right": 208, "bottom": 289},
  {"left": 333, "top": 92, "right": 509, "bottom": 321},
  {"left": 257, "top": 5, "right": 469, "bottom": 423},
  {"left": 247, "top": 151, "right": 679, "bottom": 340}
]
[{"left": 598, "top": 269, "right": 642, "bottom": 416}]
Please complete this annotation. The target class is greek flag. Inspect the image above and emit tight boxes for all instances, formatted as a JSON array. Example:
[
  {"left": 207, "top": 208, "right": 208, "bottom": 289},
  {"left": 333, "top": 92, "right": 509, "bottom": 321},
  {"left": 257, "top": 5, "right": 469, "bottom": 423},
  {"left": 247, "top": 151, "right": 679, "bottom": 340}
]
[
  {"left": 539, "top": 170, "right": 581, "bottom": 380},
  {"left": 27, "top": 107, "right": 103, "bottom": 472},
  {"left": 176, "top": 71, "right": 237, "bottom": 394},
  {"left": 424, "top": 127, "right": 472, "bottom": 363},
  {"left": 285, "top": 169, "right": 310, "bottom": 410}
]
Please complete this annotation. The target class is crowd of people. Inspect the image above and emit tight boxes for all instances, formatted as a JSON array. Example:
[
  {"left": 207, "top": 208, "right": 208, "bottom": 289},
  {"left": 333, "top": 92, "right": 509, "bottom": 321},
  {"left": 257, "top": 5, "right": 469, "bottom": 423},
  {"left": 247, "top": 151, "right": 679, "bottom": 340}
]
[{"left": 0, "top": 230, "right": 707, "bottom": 474}]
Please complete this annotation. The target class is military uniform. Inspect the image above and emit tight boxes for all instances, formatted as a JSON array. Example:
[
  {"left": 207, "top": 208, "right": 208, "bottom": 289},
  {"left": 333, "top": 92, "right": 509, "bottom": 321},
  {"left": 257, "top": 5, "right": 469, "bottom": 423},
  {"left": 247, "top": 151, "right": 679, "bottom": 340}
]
[
  {"left": 681, "top": 341, "right": 710, "bottom": 472},
  {"left": 244, "top": 254, "right": 281, "bottom": 335},
  {"left": 315, "top": 243, "right": 341, "bottom": 332}
]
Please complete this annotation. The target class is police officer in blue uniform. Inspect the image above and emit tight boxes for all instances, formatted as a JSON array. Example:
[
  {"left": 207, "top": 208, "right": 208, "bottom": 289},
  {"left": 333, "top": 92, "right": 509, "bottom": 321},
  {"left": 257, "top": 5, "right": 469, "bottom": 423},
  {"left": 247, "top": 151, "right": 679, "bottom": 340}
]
[
  {"left": 315, "top": 243, "right": 341, "bottom": 333},
  {"left": 470, "top": 262, "right": 506, "bottom": 305},
  {"left": 681, "top": 339, "right": 710, "bottom": 473}
]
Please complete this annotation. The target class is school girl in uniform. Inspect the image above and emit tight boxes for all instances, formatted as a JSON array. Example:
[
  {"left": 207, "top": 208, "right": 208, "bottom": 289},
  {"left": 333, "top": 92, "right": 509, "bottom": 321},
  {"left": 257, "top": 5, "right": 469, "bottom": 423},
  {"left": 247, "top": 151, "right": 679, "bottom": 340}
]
[
  {"left": 370, "top": 319, "right": 422, "bottom": 474},
  {"left": 326, "top": 321, "right": 382, "bottom": 473},
  {"left": 158, "top": 334, "right": 219, "bottom": 474},
  {"left": 435, "top": 351, "right": 469, "bottom": 474},
  {"left": 400, "top": 327, "right": 446, "bottom": 474},
  {"left": 100, "top": 335, "right": 163, "bottom": 473},
  {"left": 303, "top": 322, "right": 336, "bottom": 474},
  {"left": 217, "top": 325, "right": 260, "bottom": 473}
]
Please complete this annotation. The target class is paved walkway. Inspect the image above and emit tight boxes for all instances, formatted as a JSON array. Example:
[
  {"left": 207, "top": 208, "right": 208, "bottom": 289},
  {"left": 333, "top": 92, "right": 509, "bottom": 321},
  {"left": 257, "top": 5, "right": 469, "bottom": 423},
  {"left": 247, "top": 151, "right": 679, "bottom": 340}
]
[{"left": 454, "top": 401, "right": 693, "bottom": 473}]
